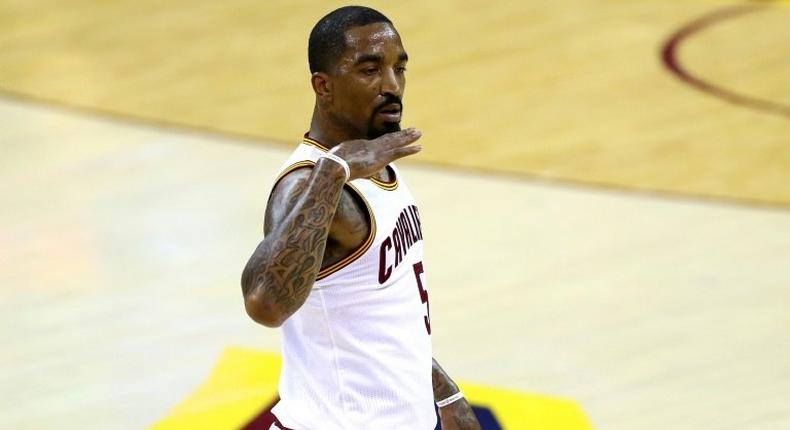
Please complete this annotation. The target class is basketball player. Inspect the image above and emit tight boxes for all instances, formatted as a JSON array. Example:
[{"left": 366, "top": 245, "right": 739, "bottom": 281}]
[{"left": 241, "top": 6, "right": 480, "bottom": 430}]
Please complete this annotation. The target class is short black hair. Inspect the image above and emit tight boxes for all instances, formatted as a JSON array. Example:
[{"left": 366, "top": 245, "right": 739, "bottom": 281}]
[{"left": 308, "top": 6, "right": 393, "bottom": 74}]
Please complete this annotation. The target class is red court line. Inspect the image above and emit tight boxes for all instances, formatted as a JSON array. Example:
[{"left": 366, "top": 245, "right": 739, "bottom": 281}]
[{"left": 661, "top": 4, "right": 790, "bottom": 119}]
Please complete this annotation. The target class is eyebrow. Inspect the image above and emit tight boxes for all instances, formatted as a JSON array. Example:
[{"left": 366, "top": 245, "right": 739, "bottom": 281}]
[{"left": 354, "top": 52, "right": 409, "bottom": 66}]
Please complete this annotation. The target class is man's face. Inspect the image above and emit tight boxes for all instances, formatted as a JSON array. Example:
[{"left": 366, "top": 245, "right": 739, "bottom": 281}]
[{"left": 328, "top": 22, "right": 408, "bottom": 139}]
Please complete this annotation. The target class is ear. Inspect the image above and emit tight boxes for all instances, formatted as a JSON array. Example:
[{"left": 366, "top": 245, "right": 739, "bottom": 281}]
[{"left": 311, "top": 72, "right": 333, "bottom": 104}]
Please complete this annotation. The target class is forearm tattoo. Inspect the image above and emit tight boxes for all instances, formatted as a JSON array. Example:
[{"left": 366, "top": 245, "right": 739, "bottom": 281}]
[
  {"left": 432, "top": 358, "right": 460, "bottom": 401},
  {"left": 449, "top": 406, "right": 480, "bottom": 429},
  {"left": 242, "top": 161, "right": 345, "bottom": 318},
  {"left": 433, "top": 358, "right": 481, "bottom": 429}
]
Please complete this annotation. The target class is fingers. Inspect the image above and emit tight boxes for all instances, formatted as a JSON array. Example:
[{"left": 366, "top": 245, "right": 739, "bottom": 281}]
[
  {"left": 379, "top": 128, "right": 422, "bottom": 149},
  {"left": 337, "top": 128, "right": 423, "bottom": 179},
  {"left": 391, "top": 143, "right": 423, "bottom": 160}
]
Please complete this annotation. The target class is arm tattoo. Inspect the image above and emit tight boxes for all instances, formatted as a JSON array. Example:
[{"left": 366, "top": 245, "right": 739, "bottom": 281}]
[
  {"left": 241, "top": 160, "right": 346, "bottom": 322},
  {"left": 434, "top": 358, "right": 481, "bottom": 430},
  {"left": 432, "top": 358, "right": 460, "bottom": 401},
  {"left": 451, "top": 408, "right": 481, "bottom": 428}
]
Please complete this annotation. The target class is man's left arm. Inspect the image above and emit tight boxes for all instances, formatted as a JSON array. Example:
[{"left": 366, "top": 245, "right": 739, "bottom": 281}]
[{"left": 432, "top": 358, "right": 481, "bottom": 430}]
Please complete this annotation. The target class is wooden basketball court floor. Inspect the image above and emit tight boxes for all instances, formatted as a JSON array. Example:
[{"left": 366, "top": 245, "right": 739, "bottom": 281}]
[{"left": 1, "top": 0, "right": 789, "bottom": 429}]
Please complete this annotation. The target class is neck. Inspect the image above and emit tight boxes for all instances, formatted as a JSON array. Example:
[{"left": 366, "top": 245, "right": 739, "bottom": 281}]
[{"left": 308, "top": 105, "right": 364, "bottom": 148}]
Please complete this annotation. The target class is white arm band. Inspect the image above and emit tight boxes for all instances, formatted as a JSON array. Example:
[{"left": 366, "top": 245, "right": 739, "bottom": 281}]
[
  {"left": 319, "top": 150, "right": 350, "bottom": 182},
  {"left": 435, "top": 391, "right": 464, "bottom": 408}
]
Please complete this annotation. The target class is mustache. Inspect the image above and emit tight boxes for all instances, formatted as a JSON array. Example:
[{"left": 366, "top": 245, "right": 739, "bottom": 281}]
[{"left": 374, "top": 95, "right": 403, "bottom": 112}]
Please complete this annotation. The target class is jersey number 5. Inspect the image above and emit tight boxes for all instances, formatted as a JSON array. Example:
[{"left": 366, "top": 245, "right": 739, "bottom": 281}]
[{"left": 413, "top": 262, "right": 431, "bottom": 334}]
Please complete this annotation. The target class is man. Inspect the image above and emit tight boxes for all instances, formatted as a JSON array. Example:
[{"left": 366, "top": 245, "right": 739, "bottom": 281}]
[{"left": 241, "top": 6, "right": 481, "bottom": 430}]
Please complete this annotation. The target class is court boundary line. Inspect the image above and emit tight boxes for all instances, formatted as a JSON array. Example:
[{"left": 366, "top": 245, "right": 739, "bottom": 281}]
[
  {"left": 661, "top": 3, "right": 790, "bottom": 119},
  {"left": 1, "top": 87, "right": 788, "bottom": 212}
]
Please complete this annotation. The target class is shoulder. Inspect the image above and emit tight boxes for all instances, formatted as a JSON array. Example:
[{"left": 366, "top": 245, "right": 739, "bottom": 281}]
[
  {"left": 264, "top": 167, "right": 315, "bottom": 234},
  {"left": 264, "top": 167, "right": 366, "bottom": 236},
  {"left": 272, "top": 165, "right": 314, "bottom": 196}
]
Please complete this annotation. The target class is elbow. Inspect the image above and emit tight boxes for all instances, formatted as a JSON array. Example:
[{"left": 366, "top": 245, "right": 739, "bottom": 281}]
[
  {"left": 240, "top": 269, "right": 295, "bottom": 328},
  {"left": 244, "top": 294, "right": 287, "bottom": 328},
  {"left": 241, "top": 271, "right": 284, "bottom": 328}
]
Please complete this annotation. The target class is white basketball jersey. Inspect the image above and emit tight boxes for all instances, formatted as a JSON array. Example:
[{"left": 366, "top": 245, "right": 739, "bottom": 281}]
[{"left": 269, "top": 136, "right": 436, "bottom": 430}]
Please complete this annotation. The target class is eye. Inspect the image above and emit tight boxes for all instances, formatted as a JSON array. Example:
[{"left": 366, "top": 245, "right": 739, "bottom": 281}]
[
  {"left": 395, "top": 66, "right": 407, "bottom": 73},
  {"left": 362, "top": 67, "right": 379, "bottom": 76}
]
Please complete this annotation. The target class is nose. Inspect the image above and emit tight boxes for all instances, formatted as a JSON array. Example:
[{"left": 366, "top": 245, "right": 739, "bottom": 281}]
[{"left": 381, "top": 67, "right": 402, "bottom": 97}]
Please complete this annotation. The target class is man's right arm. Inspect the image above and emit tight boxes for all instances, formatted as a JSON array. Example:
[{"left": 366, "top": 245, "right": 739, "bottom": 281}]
[
  {"left": 241, "top": 158, "right": 346, "bottom": 327},
  {"left": 240, "top": 128, "right": 422, "bottom": 327}
]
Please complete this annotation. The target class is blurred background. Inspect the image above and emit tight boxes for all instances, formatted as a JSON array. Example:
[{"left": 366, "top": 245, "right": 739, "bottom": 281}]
[{"left": 1, "top": 0, "right": 789, "bottom": 429}]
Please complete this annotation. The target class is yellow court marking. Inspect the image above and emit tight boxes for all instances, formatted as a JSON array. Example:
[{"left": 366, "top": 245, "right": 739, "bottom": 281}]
[
  {"left": 150, "top": 347, "right": 592, "bottom": 430},
  {"left": 459, "top": 383, "right": 593, "bottom": 429},
  {"left": 149, "top": 348, "right": 281, "bottom": 430},
  {"left": 1, "top": 0, "right": 788, "bottom": 206}
]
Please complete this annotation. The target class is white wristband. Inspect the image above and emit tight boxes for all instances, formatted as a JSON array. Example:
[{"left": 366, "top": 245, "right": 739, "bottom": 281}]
[
  {"left": 436, "top": 391, "right": 464, "bottom": 408},
  {"left": 320, "top": 150, "right": 350, "bottom": 182}
]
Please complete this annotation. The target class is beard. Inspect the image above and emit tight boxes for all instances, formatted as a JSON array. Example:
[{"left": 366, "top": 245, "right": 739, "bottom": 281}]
[
  {"left": 366, "top": 120, "right": 401, "bottom": 139},
  {"left": 366, "top": 95, "right": 403, "bottom": 139}
]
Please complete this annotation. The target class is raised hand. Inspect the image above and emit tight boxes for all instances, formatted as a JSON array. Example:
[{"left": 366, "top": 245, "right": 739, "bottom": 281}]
[{"left": 331, "top": 128, "right": 422, "bottom": 180}]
